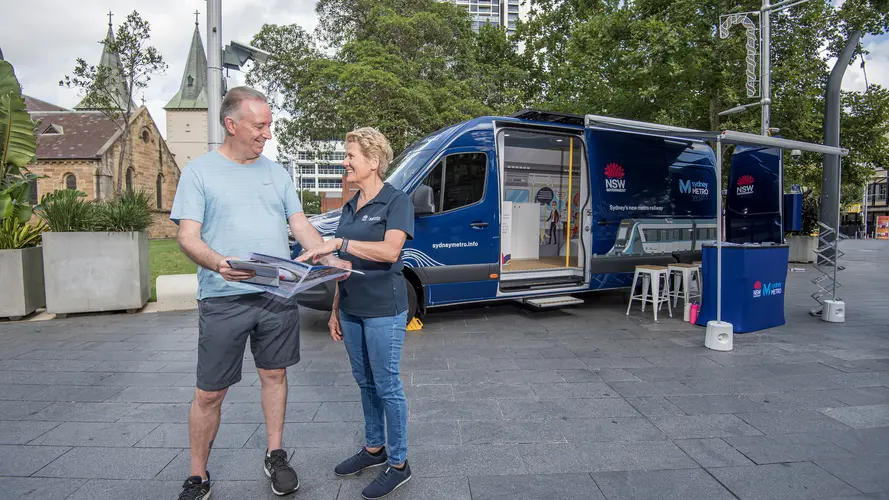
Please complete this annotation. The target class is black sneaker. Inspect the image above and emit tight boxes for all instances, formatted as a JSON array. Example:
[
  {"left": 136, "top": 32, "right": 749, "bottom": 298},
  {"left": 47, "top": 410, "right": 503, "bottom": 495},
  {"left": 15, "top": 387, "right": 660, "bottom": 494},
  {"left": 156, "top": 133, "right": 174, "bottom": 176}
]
[
  {"left": 178, "top": 472, "right": 211, "bottom": 500},
  {"left": 361, "top": 461, "right": 412, "bottom": 500},
  {"left": 264, "top": 449, "right": 299, "bottom": 496},
  {"left": 334, "top": 447, "right": 389, "bottom": 477}
]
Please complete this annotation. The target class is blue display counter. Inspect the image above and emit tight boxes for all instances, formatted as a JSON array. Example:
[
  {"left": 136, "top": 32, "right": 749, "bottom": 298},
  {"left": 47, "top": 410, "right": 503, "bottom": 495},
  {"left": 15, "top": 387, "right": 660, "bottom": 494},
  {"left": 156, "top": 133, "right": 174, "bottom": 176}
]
[{"left": 695, "top": 243, "right": 790, "bottom": 333}]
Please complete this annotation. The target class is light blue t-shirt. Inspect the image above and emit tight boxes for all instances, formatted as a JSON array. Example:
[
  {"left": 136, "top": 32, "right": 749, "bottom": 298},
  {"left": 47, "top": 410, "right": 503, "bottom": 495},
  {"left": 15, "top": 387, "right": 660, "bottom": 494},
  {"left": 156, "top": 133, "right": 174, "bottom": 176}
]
[{"left": 170, "top": 150, "right": 302, "bottom": 300}]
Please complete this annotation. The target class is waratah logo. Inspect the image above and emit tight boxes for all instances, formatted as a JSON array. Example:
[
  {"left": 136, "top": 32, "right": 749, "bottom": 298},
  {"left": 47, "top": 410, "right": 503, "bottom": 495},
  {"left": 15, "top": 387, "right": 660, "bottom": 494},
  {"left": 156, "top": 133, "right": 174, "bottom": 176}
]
[
  {"left": 604, "top": 163, "right": 626, "bottom": 193},
  {"left": 737, "top": 175, "right": 755, "bottom": 196},
  {"left": 753, "top": 280, "right": 762, "bottom": 298}
]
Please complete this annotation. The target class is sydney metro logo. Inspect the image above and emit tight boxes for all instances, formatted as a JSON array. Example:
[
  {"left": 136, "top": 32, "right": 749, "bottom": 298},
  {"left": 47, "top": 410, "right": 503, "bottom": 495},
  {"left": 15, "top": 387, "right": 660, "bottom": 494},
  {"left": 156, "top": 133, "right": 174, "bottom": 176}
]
[
  {"left": 737, "top": 175, "right": 755, "bottom": 196},
  {"left": 604, "top": 163, "right": 626, "bottom": 193},
  {"left": 753, "top": 280, "right": 782, "bottom": 298}
]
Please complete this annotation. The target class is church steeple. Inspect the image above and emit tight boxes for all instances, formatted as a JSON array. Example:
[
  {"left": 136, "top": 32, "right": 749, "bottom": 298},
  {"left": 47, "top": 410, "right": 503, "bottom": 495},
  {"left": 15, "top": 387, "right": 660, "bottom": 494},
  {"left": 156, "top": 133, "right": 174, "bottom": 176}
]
[
  {"left": 164, "top": 14, "right": 208, "bottom": 110},
  {"left": 74, "top": 14, "right": 135, "bottom": 111}
]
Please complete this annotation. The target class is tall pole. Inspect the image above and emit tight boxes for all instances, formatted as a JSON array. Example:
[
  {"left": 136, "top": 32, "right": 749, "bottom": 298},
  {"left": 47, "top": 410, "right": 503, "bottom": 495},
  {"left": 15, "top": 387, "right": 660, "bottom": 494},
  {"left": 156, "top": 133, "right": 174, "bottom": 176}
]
[
  {"left": 820, "top": 30, "right": 861, "bottom": 260},
  {"left": 716, "top": 137, "right": 723, "bottom": 322},
  {"left": 862, "top": 183, "right": 868, "bottom": 238},
  {"left": 761, "top": 0, "right": 771, "bottom": 136},
  {"left": 207, "top": 0, "right": 223, "bottom": 151}
]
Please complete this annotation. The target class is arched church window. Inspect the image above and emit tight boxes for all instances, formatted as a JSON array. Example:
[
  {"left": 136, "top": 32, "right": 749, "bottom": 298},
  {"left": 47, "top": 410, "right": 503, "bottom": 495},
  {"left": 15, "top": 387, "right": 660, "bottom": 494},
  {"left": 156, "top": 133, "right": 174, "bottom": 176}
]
[
  {"left": 187, "top": 75, "right": 194, "bottom": 87},
  {"left": 156, "top": 174, "right": 164, "bottom": 209},
  {"left": 126, "top": 167, "right": 135, "bottom": 192},
  {"left": 65, "top": 174, "right": 77, "bottom": 190}
]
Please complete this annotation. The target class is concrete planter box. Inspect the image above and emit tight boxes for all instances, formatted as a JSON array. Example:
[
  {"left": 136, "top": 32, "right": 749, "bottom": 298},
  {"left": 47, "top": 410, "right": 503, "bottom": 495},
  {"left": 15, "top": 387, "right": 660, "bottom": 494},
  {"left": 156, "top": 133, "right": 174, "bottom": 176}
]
[
  {"left": 42, "top": 232, "right": 150, "bottom": 317},
  {"left": 0, "top": 247, "right": 46, "bottom": 321},
  {"left": 788, "top": 234, "right": 818, "bottom": 263}
]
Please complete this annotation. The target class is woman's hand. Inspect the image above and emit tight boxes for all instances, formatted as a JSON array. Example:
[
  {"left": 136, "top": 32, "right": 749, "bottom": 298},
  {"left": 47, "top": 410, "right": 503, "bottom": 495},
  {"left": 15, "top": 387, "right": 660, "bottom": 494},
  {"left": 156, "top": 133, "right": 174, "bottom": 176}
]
[
  {"left": 328, "top": 309, "right": 343, "bottom": 342},
  {"left": 297, "top": 238, "right": 341, "bottom": 264}
]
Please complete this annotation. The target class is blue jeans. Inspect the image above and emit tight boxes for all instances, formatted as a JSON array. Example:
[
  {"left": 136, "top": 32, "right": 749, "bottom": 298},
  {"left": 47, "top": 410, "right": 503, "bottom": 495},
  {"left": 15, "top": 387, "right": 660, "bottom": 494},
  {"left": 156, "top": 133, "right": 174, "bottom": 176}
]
[{"left": 339, "top": 310, "right": 408, "bottom": 465}]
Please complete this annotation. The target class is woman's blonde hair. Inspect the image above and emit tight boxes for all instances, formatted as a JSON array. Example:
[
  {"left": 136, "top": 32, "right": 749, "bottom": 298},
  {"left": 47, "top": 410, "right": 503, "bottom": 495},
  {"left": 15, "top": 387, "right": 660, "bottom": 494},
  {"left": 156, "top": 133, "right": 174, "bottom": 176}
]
[{"left": 346, "top": 127, "right": 394, "bottom": 179}]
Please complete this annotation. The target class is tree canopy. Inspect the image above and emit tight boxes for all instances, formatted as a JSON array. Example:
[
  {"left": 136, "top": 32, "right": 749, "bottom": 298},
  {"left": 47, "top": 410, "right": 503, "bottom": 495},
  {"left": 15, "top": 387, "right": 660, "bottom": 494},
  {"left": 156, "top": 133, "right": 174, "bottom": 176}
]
[{"left": 247, "top": 0, "right": 889, "bottom": 203}]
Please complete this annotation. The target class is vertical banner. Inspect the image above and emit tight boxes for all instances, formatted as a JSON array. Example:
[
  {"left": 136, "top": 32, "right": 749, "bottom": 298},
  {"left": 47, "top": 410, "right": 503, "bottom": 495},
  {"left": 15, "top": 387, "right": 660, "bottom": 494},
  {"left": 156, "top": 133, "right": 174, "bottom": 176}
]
[{"left": 877, "top": 215, "right": 889, "bottom": 240}]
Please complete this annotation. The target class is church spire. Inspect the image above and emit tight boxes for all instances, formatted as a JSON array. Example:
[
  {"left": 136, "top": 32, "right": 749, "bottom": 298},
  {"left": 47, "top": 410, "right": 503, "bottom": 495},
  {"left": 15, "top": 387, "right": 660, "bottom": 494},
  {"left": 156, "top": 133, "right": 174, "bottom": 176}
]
[
  {"left": 74, "top": 14, "right": 135, "bottom": 111},
  {"left": 164, "top": 15, "right": 208, "bottom": 110}
]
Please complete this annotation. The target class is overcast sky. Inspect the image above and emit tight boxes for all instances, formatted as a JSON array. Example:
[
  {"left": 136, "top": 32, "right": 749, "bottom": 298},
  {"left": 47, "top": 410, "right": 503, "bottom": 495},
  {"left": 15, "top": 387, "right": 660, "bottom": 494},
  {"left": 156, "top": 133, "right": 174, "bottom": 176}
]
[{"left": 2, "top": 0, "right": 887, "bottom": 161}]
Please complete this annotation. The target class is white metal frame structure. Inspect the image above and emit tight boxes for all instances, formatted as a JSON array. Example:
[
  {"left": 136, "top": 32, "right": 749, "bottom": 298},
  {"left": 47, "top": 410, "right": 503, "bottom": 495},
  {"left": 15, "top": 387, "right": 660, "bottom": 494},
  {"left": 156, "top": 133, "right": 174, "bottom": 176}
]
[{"left": 584, "top": 114, "right": 849, "bottom": 335}]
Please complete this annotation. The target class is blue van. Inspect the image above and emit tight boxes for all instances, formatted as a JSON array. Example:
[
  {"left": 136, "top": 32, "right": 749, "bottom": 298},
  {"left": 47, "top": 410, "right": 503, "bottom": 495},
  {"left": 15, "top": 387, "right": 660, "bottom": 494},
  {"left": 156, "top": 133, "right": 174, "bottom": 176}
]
[{"left": 293, "top": 110, "right": 718, "bottom": 322}]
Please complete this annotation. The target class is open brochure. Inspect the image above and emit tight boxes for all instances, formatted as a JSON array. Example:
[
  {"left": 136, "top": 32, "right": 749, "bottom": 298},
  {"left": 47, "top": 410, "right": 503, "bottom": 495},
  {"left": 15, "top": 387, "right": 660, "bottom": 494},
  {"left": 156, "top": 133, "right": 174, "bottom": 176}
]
[{"left": 228, "top": 252, "right": 360, "bottom": 299}]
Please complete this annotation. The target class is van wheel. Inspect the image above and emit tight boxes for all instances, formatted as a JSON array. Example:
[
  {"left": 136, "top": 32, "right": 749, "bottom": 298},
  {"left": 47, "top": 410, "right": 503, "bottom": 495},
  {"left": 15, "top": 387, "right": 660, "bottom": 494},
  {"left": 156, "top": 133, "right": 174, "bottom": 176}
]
[{"left": 406, "top": 278, "right": 419, "bottom": 324}]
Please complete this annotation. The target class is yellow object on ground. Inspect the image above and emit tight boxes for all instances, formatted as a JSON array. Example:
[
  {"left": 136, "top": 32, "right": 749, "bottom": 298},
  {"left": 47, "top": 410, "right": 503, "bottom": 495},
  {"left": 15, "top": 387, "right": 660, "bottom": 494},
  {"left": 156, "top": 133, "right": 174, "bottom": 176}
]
[{"left": 406, "top": 317, "right": 423, "bottom": 331}]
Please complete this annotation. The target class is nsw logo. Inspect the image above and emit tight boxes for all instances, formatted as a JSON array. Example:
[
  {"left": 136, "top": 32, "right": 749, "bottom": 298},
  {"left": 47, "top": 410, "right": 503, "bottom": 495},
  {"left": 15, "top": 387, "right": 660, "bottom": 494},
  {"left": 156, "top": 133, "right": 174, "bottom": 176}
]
[
  {"left": 737, "top": 175, "right": 755, "bottom": 196},
  {"left": 604, "top": 163, "right": 626, "bottom": 193},
  {"left": 753, "top": 280, "right": 782, "bottom": 298}
]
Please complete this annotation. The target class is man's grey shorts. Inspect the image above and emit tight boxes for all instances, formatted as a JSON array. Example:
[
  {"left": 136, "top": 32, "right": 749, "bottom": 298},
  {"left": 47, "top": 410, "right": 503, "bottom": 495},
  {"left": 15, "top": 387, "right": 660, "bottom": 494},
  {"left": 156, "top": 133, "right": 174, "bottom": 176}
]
[{"left": 196, "top": 292, "right": 301, "bottom": 392}]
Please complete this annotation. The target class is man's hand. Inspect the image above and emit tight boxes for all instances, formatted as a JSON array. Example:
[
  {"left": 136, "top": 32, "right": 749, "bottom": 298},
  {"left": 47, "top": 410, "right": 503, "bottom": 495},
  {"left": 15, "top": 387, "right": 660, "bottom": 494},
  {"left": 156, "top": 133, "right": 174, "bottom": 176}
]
[
  {"left": 328, "top": 309, "right": 343, "bottom": 342},
  {"left": 217, "top": 257, "right": 256, "bottom": 282}
]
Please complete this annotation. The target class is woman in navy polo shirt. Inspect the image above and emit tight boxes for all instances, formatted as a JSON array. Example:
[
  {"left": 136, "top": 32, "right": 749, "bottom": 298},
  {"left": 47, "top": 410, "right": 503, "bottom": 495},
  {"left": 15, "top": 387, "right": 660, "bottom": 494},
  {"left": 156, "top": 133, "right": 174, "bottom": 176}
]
[{"left": 297, "top": 127, "right": 414, "bottom": 499}]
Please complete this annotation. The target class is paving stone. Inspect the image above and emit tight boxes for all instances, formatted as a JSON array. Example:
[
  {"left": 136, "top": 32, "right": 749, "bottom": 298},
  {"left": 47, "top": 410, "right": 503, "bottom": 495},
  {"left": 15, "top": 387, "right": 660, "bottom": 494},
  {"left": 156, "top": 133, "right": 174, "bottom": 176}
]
[
  {"left": 468, "top": 474, "right": 604, "bottom": 500},
  {"left": 529, "top": 382, "right": 616, "bottom": 398},
  {"left": 673, "top": 438, "right": 755, "bottom": 467},
  {"left": 24, "top": 385, "right": 126, "bottom": 403},
  {"left": 825, "top": 387, "right": 889, "bottom": 406},
  {"left": 30, "top": 402, "right": 142, "bottom": 422},
  {"left": 221, "top": 402, "right": 319, "bottom": 423},
  {"left": 37, "top": 446, "right": 180, "bottom": 479},
  {"left": 408, "top": 399, "right": 502, "bottom": 421},
  {"left": 737, "top": 410, "right": 854, "bottom": 434},
  {"left": 135, "top": 423, "right": 259, "bottom": 448},
  {"left": 0, "top": 359, "right": 101, "bottom": 372},
  {"left": 484, "top": 369, "right": 564, "bottom": 384},
  {"left": 0, "top": 444, "right": 70, "bottom": 476},
  {"left": 830, "top": 372, "right": 889, "bottom": 388},
  {"left": 407, "top": 420, "right": 460, "bottom": 447},
  {"left": 337, "top": 476, "right": 468, "bottom": 500},
  {"left": 0, "top": 370, "right": 108, "bottom": 386},
  {"left": 0, "top": 384, "right": 43, "bottom": 400},
  {"left": 104, "top": 386, "right": 196, "bottom": 403},
  {"left": 158, "top": 448, "right": 290, "bottom": 480},
  {"left": 666, "top": 395, "right": 771, "bottom": 415},
  {"left": 816, "top": 457, "right": 889, "bottom": 494},
  {"left": 708, "top": 462, "right": 859, "bottom": 500},
  {"left": 521, "top": 441, "right": 697, "bottom": 474},
  {"left": 650, "top": 414, "right": 763, "bottom": 439},
  {"left": 408, "top": 444, "right": 528, "bottom": 477},
  {"left": 625, "top": 397, "right": 686, "bottom": 417},
  {"left": 557, "top": 417, "right": 666, "bottom": 442},
  {"left": 498, "top": 397, "right": 641, "bottom": 419},
  {"left": 580, "top": 357, "right": 656, "bottom": 369},
  {"left": 313, "top": 402, "right": 363, "bottom": 422},
  {"left": 63, "top": 479, "right": 184, "bottom": 500},
  {"left": 0, "top": 421, "right": 59, "bottom": 444},
  {"left": 0, "top": 477, "right": 88, "bottom": 500},
  {"left": 247, "top": 422, "right": 360, "bottom": 449},
  {"left": 818, "top": 427, "right": 889, "bottom": 456},
  {"left": 404, "top": 384, "right": 455, "bottom": 399},
  {"left": 594, "top": 369, "right": 641, "bottom": 382},
  {"left": 116, "top": 403, "right": 194, "bottom": 423},
  {"left": 459, "top": 420, "right": 564, "bottom": 445},
  {"left": 723, "top": 433, "right": 855, "bottom": 464},
  {"left": 744, "top": 391, "right": 849, "bottom": 411},
  {"left": 208, "top": 479, "right": 341, "bottom": 500},
  {"left": 592, "top": 468, "right": 736, "bottom": 500},
  {"left": 453, "top": 383, "right": 536, "bottom": 399},
  {"left": 28, "top": 422, "right": 158, "bottom": 447},
  {"left": 412, "top": 370, "right": 488, "bottom": 385},
  {"left": 821, "top": 404, "right": 889, "bottom": 429}
]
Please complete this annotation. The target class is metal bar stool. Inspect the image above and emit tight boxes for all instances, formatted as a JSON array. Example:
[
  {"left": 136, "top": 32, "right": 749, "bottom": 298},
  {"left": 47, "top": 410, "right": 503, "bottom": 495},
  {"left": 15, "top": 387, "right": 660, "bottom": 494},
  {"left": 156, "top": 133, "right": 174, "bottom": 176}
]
[
  {"left": 626, "top": 265, "right": 672, "bottom": 321},
  {"left": 667, "top": 263, "right": 703, "bottom": 308}
]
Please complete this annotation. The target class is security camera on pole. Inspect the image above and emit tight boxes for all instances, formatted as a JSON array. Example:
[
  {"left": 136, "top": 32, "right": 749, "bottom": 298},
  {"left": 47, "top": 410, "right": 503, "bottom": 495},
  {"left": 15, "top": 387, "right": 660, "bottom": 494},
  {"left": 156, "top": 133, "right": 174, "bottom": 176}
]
[{"left": 206, "top": 0, "right": 271, "bottom": 151}]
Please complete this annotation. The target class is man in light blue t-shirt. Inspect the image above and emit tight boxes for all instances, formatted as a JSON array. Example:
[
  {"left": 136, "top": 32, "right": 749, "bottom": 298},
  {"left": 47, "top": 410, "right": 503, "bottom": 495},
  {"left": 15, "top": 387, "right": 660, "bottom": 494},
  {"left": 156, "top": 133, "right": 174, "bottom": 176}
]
[{"left": 170, "top": 86, "right": 347, "bottom": 500}]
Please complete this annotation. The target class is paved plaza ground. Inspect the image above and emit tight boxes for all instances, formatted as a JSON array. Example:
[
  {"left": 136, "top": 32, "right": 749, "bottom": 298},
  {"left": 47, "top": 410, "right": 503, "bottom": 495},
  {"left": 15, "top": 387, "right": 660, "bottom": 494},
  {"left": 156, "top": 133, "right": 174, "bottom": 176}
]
[{"left": 0, "top": 239, "right": 887, "bottom": 500}]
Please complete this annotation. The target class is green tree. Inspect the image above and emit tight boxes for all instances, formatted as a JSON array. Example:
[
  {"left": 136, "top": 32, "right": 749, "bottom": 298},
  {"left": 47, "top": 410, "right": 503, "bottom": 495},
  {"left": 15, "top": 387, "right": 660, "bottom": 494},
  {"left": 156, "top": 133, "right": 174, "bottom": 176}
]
[
  {"left": 247, "top": 0, "right": 527, "bottom": 156},
  {"left": 300, "top": 190, "right": 322, "bottom": 215},
  {"left": 516, "top": 0, "right": 889, "bottom": 204},
  {"left": 61, "top": 11, "right": 167, "bottom": 197}
]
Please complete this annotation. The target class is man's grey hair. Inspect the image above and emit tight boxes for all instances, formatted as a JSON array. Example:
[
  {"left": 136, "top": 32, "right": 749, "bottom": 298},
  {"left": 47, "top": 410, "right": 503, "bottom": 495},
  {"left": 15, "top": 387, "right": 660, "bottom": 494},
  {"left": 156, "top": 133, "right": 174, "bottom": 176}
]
[{"left": 220, "top": 86, "right": 268, "bottom": 134}]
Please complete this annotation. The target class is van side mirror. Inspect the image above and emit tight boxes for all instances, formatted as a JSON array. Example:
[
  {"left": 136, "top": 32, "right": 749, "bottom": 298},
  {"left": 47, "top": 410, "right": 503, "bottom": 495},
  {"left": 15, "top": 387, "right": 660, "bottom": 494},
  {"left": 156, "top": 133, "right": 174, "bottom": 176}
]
[{"left": 412, "top": 185, "right": 435, "bottom": 215}]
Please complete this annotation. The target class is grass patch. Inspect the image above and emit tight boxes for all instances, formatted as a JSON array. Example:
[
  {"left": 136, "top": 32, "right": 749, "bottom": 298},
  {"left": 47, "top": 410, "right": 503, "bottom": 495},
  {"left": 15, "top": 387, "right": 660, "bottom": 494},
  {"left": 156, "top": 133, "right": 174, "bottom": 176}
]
[{"left": 149, "top": 239, "right": 197, "bottom": 301}]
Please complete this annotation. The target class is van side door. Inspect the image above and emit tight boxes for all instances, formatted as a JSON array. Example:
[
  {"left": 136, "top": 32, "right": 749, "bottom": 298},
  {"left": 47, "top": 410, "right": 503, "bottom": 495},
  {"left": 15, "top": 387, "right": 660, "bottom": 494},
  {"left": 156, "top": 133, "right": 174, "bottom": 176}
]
[{"left": 408, "top": 148, "right": 498, "bottom": 305}]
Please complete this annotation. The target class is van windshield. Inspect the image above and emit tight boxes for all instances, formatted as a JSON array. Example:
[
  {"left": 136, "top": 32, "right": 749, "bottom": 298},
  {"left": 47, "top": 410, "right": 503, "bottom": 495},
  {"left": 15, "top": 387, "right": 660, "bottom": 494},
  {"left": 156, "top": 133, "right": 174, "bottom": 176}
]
[{"left": 385, "top": 148, "right": 435, "bottom": 191}]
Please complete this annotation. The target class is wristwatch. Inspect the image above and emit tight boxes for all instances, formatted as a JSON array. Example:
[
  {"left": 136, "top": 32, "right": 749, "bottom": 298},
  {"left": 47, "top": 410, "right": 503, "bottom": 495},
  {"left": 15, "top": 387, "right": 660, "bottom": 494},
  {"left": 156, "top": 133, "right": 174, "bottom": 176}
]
[{"left": 340, "top": 238, "right": 349, "bottom": 254}]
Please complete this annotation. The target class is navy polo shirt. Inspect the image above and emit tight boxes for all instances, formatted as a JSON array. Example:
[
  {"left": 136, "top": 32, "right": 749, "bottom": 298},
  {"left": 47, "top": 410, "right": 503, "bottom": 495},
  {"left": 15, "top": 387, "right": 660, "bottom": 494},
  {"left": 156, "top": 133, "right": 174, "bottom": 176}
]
[{"left": 336, "top": 183, "right": 415, "bottom": 318}]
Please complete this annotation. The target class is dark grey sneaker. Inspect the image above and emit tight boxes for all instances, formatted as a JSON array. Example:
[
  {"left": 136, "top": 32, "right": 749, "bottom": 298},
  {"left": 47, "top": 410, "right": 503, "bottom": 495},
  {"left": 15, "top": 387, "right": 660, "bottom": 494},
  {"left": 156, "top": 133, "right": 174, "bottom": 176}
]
[
  {"left": 264, "top": 449, "right": 299, "bottom": 496},
  {"left": 178, "top": 472, "right": 211, "bottom": 500},
  {"left": 361, "top": 461, "right": 412, "bottom": 500},
  {"left": 335, "top": 447, "right": 389, "bottom": 476}
]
